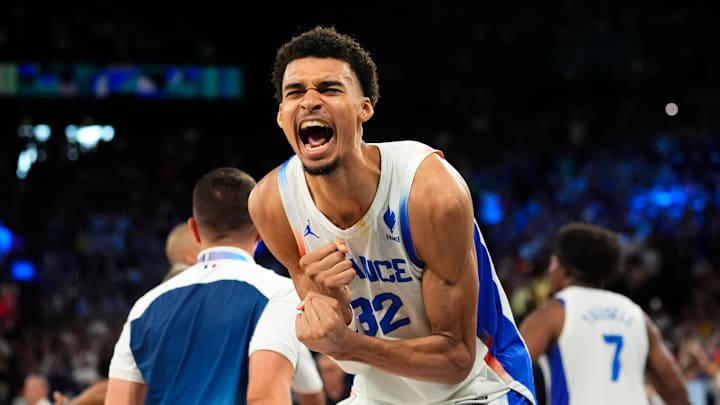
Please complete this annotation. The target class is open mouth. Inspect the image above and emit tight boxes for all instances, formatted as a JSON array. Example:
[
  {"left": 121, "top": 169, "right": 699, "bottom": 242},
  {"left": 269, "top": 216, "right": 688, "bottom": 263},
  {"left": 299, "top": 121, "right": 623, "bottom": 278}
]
[{"left": 299, "top": 120, "right": 334, "bottom": 151}]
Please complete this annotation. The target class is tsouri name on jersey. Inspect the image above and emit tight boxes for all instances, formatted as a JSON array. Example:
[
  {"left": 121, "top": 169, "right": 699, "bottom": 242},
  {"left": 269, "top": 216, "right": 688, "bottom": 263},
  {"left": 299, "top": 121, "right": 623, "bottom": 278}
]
[
  {"left": 351, "top": 255, "right": 412, "bottom": 283},
  {"left": 581, "top": 306, "right": 634, "bottom": 326}
]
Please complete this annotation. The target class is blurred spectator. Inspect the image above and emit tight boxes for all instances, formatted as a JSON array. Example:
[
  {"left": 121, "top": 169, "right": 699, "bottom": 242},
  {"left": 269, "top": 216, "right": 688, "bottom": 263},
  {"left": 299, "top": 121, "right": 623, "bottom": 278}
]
[
  {"left": 12, "top": 373, "right": 51, "bottom": 405},
  {"left": 316, "top": 354, "right": 352, "bottom": 405},
  {"left": 677, "top": 332, "right": 713, "bottom": 405}
]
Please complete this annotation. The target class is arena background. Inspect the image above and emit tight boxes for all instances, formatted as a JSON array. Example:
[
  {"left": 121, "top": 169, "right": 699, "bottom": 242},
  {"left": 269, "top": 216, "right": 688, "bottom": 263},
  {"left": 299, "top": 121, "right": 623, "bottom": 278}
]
[{"left": 1, "top": 4, "right": 718, "bottom": 404}]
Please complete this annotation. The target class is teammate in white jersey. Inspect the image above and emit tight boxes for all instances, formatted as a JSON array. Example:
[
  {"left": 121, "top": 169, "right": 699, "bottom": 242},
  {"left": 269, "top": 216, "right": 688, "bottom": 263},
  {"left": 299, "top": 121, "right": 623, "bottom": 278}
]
[
  {"left": 56, "top": 221, "right": 325, "bottom": 405},
  {"left": 105, "top": 167, "right": 303, "bottom": 404},
  {"left": 249, "top": 26, "right": 536, "bottom": 404},
  {"left": 519, "top": 222, "right": 689, "bottom": 405}
]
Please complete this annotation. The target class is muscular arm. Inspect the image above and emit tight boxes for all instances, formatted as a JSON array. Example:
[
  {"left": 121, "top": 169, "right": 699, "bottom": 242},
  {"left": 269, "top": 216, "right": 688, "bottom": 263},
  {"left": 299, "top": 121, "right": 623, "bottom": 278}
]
[
  {"left": 324, "top": 155, "right": 481, "bottom": 383},
  {"left": 519, "top": 299, "right": 565, "bottom": 362},
  {"left": 644, "top": 315, "right": 690, "bottom": 405}
]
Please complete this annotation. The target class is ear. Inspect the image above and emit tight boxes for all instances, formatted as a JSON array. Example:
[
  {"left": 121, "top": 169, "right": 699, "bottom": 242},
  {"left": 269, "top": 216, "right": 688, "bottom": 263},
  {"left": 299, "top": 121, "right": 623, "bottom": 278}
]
[
  {"left": 358, "top": 98, "right": 374, "bottom": 123},
  {"left": 558, "top": 262, "right": 577, "bottom": 286},
  {"left": 188, "top": 217, "right": 201, "bottom": 244},
  {"left": 276, "top": 105, "right": 284, "bottom": 128}
]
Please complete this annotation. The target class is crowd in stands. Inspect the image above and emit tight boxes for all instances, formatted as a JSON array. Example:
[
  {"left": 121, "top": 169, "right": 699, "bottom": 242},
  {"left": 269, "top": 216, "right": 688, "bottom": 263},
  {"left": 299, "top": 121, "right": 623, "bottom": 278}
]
[
  {"left": 1, "top": 4, "right": 719, "bottom": 404},
  {"left": 0, "top": 127, "right": 718, "bottom": 404}
]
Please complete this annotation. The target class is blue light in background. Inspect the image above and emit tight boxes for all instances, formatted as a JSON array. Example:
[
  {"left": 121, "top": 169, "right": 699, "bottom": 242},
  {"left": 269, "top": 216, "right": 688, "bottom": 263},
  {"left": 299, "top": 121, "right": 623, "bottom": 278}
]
[
  {"left": 0, "top": 223, "right": 12, "bottom": 255},
  {"left": 11, "top": 260, "right": 36, "bottom": 282},
  {"left": 479, "top": 191, "right": 503, "bottom": 225},
  {"left": 650, "top": 189, "right": 673, "bottom": 207}
]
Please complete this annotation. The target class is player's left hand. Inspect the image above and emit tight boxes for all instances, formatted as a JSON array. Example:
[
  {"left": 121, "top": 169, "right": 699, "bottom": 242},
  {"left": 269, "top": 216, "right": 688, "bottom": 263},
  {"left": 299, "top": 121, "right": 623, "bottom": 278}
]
[{"left": 296, "top": 291, "right": 349, "bottom": 356}]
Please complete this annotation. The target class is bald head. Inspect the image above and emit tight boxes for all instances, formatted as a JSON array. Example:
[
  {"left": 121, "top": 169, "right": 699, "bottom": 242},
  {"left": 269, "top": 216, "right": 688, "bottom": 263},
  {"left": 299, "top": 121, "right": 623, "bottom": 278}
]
[
  {"left": 22, "top": 373, "right": 49, "bottom": 404},
  {"left": 164, "top": 222, "right": 201, "bottom": 281}
]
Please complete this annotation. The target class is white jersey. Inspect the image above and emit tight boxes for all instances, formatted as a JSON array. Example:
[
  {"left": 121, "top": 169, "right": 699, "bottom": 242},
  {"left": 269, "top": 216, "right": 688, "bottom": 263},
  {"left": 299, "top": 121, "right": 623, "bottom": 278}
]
[
  {"left": 278, "top": 140, "right": 535, "bottom": 405},
  {"left": 293, "top": 345, "right": 324, "bottom": 394},
  {"left": 546, "top": 286, "right": 649, "bottom": 405},
  {"left": 108, "top": 247, "right": 302, "bottom": 404}
]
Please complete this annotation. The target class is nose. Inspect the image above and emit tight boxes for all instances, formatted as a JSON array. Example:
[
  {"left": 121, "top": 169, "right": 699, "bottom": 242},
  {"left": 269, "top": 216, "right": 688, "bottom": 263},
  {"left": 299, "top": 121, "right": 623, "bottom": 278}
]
[{"left": 299, "top": 89, "right": 323, "bottom": 111}]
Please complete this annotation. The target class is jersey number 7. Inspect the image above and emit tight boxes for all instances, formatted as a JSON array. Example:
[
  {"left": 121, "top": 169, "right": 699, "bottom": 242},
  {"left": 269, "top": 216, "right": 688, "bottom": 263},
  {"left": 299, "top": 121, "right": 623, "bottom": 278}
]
[{"left": 603, "top": 334, "right": 624, "bottom": 382}]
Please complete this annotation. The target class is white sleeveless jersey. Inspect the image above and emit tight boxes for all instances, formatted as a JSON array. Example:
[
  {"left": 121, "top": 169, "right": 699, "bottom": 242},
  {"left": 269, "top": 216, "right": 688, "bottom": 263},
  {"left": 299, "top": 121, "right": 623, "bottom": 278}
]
[
  {"left": 547, "top": 286, "right": 649, "bottom": 405},
  {"left": 277, "top": 140, "right": 535, "bottom": 405}
]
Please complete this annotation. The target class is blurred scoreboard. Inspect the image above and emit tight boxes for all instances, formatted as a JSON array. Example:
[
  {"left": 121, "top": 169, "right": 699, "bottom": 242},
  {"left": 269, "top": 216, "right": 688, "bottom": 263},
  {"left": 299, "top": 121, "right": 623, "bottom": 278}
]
[{"left": 0, "top": 62, "right": 244, "bottom": 100}]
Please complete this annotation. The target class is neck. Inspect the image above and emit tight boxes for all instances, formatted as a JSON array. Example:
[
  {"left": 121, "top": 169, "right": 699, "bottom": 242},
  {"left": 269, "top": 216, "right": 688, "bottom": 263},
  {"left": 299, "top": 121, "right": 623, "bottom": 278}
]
[
  {"left": 199, "top": 238, "right": 257, "bottom": 257},
  {"left": 305, "top": 143, "right": 380, "bottom": 229}
]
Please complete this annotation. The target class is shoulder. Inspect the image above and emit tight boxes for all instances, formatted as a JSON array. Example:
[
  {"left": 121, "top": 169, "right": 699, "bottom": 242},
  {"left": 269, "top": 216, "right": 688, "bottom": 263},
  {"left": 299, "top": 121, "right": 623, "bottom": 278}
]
[
  {"left": 125, "top": 281, "right": 177, "bottom": 321},
  {"left": 252, "top": 265, "right": 299, "bottom": 298},
  {"left": 519, "top": 298, "right": 565, "bottom": 338},
  {"left": 525, "top": 297, "right": 565, "bottom": 322},
  {"left": 251, "top": 165, "right": 282, "bottom": 198},
  {"left": 404, "top": 153, "right": 475, "bottom": 267},
  {"left": 411, "top": 153, "right": 473, "bottom": 217},
  {"left": 249, "top": 166, "right": 283, "bottom": 219}
]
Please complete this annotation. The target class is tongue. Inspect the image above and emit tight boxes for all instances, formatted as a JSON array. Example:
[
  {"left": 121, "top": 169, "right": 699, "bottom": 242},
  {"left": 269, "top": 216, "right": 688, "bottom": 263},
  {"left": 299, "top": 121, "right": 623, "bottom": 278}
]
[{"left": 308, "top": 135, "right": 327, "bottom": 147}]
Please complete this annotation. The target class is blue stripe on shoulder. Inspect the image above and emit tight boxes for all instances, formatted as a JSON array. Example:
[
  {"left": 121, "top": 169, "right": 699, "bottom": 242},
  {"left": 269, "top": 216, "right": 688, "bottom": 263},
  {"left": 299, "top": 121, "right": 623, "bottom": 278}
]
[
  {"left": 399, "top": 194, "right": 423, "bottom": 268},
  {"left": 278, "top": 156, "right": 293, "bottom": 190}
]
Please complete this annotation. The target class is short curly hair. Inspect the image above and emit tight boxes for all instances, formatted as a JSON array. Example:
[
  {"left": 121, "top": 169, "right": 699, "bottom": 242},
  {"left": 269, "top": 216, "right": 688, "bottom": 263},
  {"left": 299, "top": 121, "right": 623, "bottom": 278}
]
[
  {"left": 271, "top": 25, "right": 380, "bottom": 107},
  {"left": 553, "top": 222, "right": 624, "bottom": 287}
]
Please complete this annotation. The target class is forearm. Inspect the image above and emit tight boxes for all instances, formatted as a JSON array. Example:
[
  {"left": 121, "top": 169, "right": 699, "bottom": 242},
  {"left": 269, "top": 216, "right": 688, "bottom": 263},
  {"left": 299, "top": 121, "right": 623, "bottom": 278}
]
[
  {"left": 653, "top": 372, "right": 691, "bottom": 405},
  {"left": 331, "top": 330, "right": 475, "bottom": 384},
  {"left": 660, "top": 394, "right": 691, "bottom": 405}
]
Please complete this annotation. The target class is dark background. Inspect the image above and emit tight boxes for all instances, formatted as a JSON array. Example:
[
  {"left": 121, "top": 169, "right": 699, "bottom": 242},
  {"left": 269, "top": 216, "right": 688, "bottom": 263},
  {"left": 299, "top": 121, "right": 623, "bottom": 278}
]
[{"left": 1, "top": 3, "right": 719, "bottom": 404}]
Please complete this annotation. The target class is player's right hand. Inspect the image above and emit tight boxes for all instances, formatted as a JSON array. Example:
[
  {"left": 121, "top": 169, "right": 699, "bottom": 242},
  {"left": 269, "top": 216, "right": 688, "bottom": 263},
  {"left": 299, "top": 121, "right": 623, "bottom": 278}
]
[
  {"left": 300, "top": 240, "right": 355, "bottom": 292},
  {"left": 299, "top": 239, "right": 356, "bottom": 300}
]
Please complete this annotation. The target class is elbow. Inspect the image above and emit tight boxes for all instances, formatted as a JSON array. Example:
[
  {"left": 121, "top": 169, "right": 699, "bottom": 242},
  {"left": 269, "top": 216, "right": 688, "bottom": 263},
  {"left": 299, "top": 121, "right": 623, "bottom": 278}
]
[{"left": 442, "top": 347, "right": 475, "bottom": 384}]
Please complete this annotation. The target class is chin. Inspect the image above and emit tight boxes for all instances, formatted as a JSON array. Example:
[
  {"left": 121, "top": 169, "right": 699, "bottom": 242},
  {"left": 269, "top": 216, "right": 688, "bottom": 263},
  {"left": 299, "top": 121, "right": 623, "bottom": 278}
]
[{"left": 303, "top": 158, "right": 340, "bottom": 176}]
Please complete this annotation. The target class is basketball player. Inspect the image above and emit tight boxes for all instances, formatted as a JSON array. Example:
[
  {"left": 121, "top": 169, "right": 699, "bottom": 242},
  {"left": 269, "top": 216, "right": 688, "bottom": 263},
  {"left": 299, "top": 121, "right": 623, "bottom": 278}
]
[
  {"left": 519, "top": 222, "right": 689, "bottom": 405},
  {"left": 248, "top": 26, "right": 536, "bottom": 404}
]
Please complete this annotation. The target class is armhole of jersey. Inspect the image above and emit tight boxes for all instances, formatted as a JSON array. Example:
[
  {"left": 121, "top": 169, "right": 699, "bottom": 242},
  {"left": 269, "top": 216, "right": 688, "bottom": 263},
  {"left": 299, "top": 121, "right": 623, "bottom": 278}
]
[
  {"left": 277, "top": 157, "right": 307, "bottom": 257},
  {"left": 554, "top": 297, "right": 567, "bottom": 347},
  {"left": 396, "top": 148, "right": 441, "bottom": 269}
]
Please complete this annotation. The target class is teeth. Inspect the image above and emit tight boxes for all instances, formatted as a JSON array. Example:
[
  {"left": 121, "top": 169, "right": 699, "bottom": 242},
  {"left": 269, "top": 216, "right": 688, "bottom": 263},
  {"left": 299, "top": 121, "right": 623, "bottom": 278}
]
[
  {"left": 300, "top": 120, "right": 328, "bottom": 129},
  {"left": 305, "top": 143, "right": 325, "bottom": 150}
]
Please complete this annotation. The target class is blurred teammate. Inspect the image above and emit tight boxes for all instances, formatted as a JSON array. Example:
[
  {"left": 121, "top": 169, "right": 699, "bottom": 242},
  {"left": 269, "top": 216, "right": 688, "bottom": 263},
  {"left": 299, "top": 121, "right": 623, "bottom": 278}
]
[
  {"left": 162, "top": 222, "right": 201, "bottom": 281},
  {"left": 248, "top": 26, "right": 535, "bottom": 404},
  {"left": 519, "top": 222, "right": 689, "bottom": 405},
  {"left": 55, "top": 221, "right": 324, "bottom": 405},
  {"left": 105, "top": 167, "right": 303, "bottom": 404}
]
